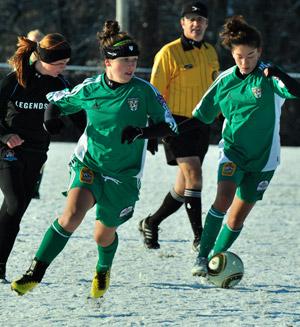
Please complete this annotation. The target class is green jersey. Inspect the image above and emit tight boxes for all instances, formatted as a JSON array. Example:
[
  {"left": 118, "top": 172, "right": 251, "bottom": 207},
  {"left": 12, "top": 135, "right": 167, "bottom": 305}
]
[
  {"left": 193, "top": 62, "right": 297, "bottom": 172},
  {"left": 47, "top": 74, "right": 177, "bottom": 179}
]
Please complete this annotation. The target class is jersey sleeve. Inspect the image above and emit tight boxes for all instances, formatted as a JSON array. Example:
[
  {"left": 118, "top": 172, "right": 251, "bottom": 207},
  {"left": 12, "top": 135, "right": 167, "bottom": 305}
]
[
  {"left": 192, "top": 80, "right": 221, "bottom": 124},
  {"left": 150, "top": 47, "right": 172, "bottom": 102},
  {"left": 145, "top": 84, "right": 177, "bottom": 134},
  {"left": 46, "top": 78, "right": 93, "bottom": 115},
  {"left": 271, "top": 76, "right": 298, "bottom": 99}
]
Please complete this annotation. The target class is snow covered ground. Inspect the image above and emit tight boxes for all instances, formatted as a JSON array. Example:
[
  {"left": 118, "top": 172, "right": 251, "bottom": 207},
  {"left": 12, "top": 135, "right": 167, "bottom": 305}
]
[{"left": 0, "top": 143, "right": 299, "bottom": 327}]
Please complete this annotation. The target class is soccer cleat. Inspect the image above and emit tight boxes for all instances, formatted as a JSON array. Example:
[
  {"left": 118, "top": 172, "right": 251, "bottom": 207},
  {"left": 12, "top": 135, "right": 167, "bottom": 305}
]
[
  {"left": 90, "top": 270, "right": 111, "bottom": 298},
  {"left": 191, "top": 256, "right": 208, "bottom": 277},
  {"left": 138, "top": 217, "right": 160, "bottom": 249},
  {"left": 11, "top": 274, "right": 39, "bottom": 295},
  {"left": 11, "top": 259, "right": 48, "bottom": 296}
]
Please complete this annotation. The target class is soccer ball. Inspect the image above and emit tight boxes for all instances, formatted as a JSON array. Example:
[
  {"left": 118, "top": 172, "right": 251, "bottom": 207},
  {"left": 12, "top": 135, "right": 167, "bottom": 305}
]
[{"left": 207, "top": 251, "right": 244, "bottom": 288}]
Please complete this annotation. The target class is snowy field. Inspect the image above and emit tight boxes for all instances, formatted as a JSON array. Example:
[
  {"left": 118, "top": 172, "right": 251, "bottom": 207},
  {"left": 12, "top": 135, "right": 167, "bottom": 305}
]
[{"left": 0, "top": 142, "right": 299, "bottom": 327}]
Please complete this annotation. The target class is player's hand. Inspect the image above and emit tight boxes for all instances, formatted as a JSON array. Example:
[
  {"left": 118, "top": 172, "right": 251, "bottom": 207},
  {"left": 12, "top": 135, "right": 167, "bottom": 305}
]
[
  {"left": 121, "top": 126, "right": 143, "bottom": 144},
  {"left": 6, "top": 134, "right": 24, "bottom": 149},
  {"left": 147, "top": 138, "right": 158, "bottom": 155},
  {"left": 43, "top": 118, "right": 64, "bottom": 135}
]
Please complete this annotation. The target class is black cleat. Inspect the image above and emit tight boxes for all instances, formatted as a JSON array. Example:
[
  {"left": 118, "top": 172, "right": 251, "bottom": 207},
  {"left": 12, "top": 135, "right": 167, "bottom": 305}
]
[{"left": 138, "top": 217, "right": 160, "bottom": 249}]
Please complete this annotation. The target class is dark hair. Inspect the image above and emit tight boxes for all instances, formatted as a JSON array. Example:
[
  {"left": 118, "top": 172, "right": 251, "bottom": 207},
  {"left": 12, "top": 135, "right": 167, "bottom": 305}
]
[
  {"left": 97, "top": 20, "right": 130, "bottom": 50},
  {"left": 219, "top": 15, "right": 262, "bottom": 50},
  {"left": 8, "top": 33, "right": 69, "bottom": 88},
  {"left": 97, "top": 20, "right": 139, "bottom": 59}
]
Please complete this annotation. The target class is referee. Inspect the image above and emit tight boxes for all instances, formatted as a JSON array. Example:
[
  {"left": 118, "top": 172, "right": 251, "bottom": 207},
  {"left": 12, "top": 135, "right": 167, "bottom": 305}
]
[{"left": 139, "top": 1, "right": 220, "bottom": 251}]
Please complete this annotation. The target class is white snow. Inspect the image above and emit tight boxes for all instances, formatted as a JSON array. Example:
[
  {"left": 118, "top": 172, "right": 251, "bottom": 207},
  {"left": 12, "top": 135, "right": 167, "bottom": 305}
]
[{"left": 0, "top": 143, "right": 299, "bottom": 327}]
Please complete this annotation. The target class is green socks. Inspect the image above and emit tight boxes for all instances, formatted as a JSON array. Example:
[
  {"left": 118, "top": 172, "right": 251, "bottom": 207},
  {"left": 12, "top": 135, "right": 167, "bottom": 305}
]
[
  {"left": 96, "top": 233, "right": 119, "bottom": 272},
  {"left": 209, "top": 223, "right": 242, "bottom": 259},
  {"left": 199, "top": 206, "right": 225, "bottom": 258},
  {"left": 35, "top": 219, "right": 72, "bottom": 265}
]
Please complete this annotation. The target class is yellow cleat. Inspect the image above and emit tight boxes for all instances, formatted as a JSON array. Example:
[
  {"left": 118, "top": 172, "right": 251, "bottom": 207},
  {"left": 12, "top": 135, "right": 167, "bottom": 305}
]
[
  {"left": 11, "top": 276, "right": 39, "bottom": 296},
  {"left": 90, "top": 270, "right": 110, "bottom": 298},
  {"left": 10, "top": 259, "right": 48, "bottom": 296}
]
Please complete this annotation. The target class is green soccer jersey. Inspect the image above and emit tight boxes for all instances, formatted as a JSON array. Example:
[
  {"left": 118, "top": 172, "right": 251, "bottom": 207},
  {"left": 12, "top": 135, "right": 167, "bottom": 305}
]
[
  {"left": 193, "top": 62, "right": 297, "bottom": 172},
  {"left": 47, "top": 74, "right": 177, "bottom": 179}
]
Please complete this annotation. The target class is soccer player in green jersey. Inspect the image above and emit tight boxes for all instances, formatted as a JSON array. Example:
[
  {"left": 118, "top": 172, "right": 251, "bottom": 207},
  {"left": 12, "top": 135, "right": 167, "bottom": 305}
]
[
  {"left": 173, "top": 15, "right": 300, "bottom": 277},
  {"left": 11, "top": 20, "right": 177, "bottom": 298}
]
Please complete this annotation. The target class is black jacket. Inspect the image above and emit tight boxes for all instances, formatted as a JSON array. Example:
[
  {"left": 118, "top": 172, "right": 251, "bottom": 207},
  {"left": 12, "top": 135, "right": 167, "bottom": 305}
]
[{"left": 0, "top": 64, "right": 70, "bottom": 153}]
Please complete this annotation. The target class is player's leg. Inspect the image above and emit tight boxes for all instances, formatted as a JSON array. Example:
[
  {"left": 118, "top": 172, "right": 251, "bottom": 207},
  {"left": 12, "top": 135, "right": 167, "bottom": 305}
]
[
  {"left": 91, "top": 175, "right": 139, "bottom": 298},
  {"left": 11, "top": 163, "right": 96, "bottom": 296},
  {"left": 192, "top": 157, "right": 243, "bottom": 276},
  {"left": 0, "top": 151, "right": 45, "bottom": 282},
  {"left": 139, "top": 169, "right": 184, "bottom": 249},
  {"left": 192, "top": 180, "right": 236, "bottom": 276},
  {"left": 177, "top": 156, "right": 203, "bottom": 251},
  {"left": 91, "top": 221, "right": 117, "bottom": 298},
  {"left": 210, "top": 170, "right": 275, "bottom": 258},
  {"left": 209, "top": 196, "right": 254, "bottom": 259}
]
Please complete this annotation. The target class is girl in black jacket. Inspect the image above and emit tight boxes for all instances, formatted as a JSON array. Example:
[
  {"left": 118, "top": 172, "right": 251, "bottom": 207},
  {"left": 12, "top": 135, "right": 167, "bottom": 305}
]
[{"left": 0, "top": 33, "right": 71, "bottom": 282}]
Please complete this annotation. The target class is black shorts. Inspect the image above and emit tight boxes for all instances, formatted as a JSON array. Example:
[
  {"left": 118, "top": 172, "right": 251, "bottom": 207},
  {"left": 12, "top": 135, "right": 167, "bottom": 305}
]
[{"left": 163, "top": 115, "right": 210, "bottom": 166}]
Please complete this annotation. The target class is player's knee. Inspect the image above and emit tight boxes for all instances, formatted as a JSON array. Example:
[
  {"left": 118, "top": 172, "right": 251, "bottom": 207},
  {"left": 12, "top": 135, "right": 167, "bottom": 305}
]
[
  {"left": 213, "top": 195, "right": 232, "bottom": 212},
  {"left": 94, "top": 227, "right": 115, "bottom": 246},
  {"left": 94, "top": 233, "right": 115, "bottom": 247}
]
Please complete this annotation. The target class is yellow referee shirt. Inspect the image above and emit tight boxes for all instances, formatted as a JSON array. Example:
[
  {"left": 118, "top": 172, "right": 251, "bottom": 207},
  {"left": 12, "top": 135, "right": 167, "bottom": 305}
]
[{"left": 150, "top": 37, "right": 219, "bottom": 118}]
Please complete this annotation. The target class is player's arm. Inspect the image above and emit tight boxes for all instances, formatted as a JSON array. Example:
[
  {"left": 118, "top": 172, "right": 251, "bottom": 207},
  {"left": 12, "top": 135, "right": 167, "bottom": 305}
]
[
  {"left": 263, "top": 65, "right": 300, "bottom": 97},
  {"left": 160, "top": 117, "right": 202, "bottom": 146},
  {"left": 43, "top": 103, "right": 64, "bottom": 135},
  {"left": 121, "top": 122, "right": 176, "bottom": 144},
  {"left": 150, "top": 49, "right": 171, "bottom": 101}
]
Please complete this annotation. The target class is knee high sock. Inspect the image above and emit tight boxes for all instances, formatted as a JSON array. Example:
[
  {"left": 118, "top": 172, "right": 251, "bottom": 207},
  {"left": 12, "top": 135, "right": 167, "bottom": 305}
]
[
  {"left": 147, "top": 189, "right": 184, "bottom": 226},
  {"left": 96, "top": 233, "right": 119, "bottom": 272},
  {"left": 209, "top": 223, "right": 242, "bottom": 259},
  {"left": 35, "top": 218, "right": 72, "bottom": 265},
  {"left": 184, "top": 189, "right": 202, "bottom": 240},
  {"left": 198, "top": 206, "right": 226, "bottom": 258}
]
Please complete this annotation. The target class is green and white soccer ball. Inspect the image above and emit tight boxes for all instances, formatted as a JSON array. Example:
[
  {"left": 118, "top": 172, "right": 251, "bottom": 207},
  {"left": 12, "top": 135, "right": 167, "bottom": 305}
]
[{"left": 207, "top": 251, "right": 244, "bottom": 289}]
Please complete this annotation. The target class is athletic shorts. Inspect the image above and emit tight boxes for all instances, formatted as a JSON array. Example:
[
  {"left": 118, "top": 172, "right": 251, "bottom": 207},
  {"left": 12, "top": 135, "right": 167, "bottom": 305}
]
[
  {"left": 67, "top": 156, "right": 141, "bottom": 227},
  {"left": 218, "top": 160, "right": 275, "bottom": 203},
  {"left": 163, "top": 115, "right": 210, "bottom": 166}
]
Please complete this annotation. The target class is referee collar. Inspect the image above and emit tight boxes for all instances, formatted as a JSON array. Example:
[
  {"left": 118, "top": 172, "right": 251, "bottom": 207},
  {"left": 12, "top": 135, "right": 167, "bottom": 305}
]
[{"left": 181, "top": 34, "right": 204, "bottom": 51}]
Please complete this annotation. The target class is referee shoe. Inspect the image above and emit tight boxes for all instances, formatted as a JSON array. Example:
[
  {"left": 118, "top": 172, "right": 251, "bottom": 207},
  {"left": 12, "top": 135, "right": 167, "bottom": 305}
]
[{"left": 138, "top": 217, "right": 160, "bottom": 249}]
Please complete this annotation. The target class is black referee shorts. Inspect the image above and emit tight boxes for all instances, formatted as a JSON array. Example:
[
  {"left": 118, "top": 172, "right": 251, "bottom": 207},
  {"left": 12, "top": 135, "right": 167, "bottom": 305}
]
[{"left": 163, "top": 115, "right": 210, "bottom": 166}]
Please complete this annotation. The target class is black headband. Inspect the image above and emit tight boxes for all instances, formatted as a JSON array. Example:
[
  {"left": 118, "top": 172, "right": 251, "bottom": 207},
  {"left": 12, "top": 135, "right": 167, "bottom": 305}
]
[
  {"left": 37, "top": 43, "right": 71, "bottom": 63},
  {"left": 103, "top": 39, "right": 139, "bottom": 59}
]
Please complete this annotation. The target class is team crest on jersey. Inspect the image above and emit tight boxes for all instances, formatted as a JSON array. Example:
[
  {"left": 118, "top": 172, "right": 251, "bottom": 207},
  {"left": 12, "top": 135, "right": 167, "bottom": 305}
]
[
  {"left": 79, "top": 167, "right": 94, "bottom": 184},
  {"left": 3, "top": 149, "right": 17, "bottom": 161},
  {"left": 119, "top": 206, "right": 133, "bottom": 217},
  {"left": 252, "top": 87, "right": 262, "bottom": 98},
  {"left": 221, "top": 162, "right": 237, "bottom": 176},
  {"left": 257, "top": 180, "right": 269, "bottom": 191},
  {"left": 127, "top": 98, "right": 139, "bottom": 111}
]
